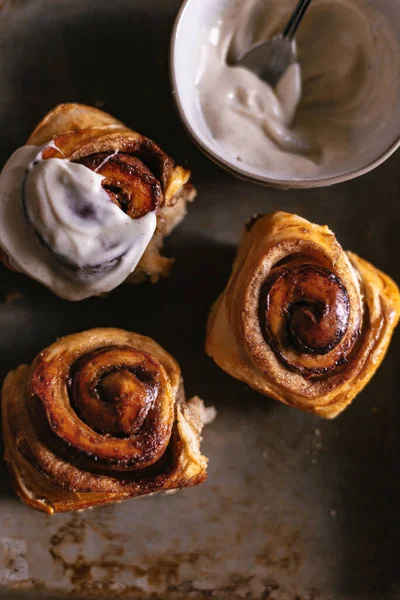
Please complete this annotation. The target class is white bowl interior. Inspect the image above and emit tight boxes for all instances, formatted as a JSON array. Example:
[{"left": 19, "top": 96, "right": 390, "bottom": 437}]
[{"left": 172, "top": 0, "right": 400, "bottom": 185}]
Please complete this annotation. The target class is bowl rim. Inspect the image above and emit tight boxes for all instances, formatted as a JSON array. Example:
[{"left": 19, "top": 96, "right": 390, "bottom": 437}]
[{"left": 169, "top": 0, "right": 400, "bottom": 189}]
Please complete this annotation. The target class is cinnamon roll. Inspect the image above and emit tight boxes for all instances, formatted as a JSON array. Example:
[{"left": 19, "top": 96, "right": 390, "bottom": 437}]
[
  {"left": 206, "top": 212, "right": 400, "bottom": 418},
  {"left": 0, "top": 103, "right": 195, "bottom": 300},
  {"left": 2, "top": 328, "right": 215, "bottom": 513}
]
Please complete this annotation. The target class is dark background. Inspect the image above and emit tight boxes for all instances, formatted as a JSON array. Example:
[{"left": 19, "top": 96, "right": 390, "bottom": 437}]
[{"left": 0, "top": 1, "right": 399, "bottom": 598}]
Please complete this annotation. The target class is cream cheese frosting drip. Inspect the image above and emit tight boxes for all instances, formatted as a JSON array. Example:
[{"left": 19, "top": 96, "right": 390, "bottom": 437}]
[{"left": 0, "top": 145, "right": 156, "bottom": 300}]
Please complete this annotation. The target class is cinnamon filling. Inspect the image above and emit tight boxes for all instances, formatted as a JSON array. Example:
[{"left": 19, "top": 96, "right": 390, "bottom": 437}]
[
  {"left": 30, "top": 344, "right": 171, "bottom": 470},
  {"left": 77, "top": 152, "right": 163, "bottom": 219},
  {"left": 260, "top": 263, "right": 357, "bottom": 375},
  {"left": 70, "top": 346, "right": 158, "bottom": 438}
]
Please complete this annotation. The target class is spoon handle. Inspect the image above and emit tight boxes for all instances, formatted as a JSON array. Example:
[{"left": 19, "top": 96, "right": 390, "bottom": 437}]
[{"left": 282, "top": 0, "right": 312, "bottom": 40}]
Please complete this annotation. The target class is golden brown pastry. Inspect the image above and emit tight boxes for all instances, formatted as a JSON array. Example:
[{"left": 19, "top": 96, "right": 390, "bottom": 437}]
[
  {"left": 2, "top": 328, "right": 215, "bottom": 513},
  {"left": 0, "top": 103, "right": 195, "bottom": 300},
  {"left": 206, "top": 211, "right": 400, "bottom": 418}
]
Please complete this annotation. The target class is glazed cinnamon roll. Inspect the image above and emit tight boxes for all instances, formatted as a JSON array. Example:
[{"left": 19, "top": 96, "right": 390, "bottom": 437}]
[
  {"left": 0, "top": 104, "right": 195, "bottom": 300},
  {"left": 2, "top": 328, "right": 215, "bottom": 513},
  {"left": 206, "top": 212, "right": 400, "bottom": 418}
]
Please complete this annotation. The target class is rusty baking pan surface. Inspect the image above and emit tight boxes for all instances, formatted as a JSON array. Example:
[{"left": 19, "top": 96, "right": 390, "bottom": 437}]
[{"left": 0, "top": 0, "right": 399, "bottom": 598}]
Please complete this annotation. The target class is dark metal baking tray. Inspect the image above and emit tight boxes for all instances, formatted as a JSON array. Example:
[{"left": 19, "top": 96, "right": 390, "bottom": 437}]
[{"left": 0, "top": 0, "right": 399, "bottom": 598}]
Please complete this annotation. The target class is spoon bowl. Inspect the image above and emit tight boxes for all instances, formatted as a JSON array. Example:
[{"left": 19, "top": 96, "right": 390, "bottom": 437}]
[
  {"left": 170, "top": 0, "right": 400, "bottom": 189},
  {"left": 236, "top": 37, "right": 297, "bottom": 87},
  {"left": 235, "top": 0, "right": 312, "bottom": 86}
]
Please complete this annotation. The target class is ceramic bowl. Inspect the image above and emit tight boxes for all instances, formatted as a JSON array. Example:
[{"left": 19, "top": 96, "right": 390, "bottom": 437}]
[{"left": 170, "top": 0, "right": 400, "bottom": 189}]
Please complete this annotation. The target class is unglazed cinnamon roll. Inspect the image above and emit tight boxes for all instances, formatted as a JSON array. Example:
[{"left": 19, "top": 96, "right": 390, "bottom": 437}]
[
  {"left": 206, "top": 212, "right": 400, "bottom": 418},
  {"left": 0, "top": 103, "right": 195, "bottom": 300},
  {"left": 2, "top": 328, "right": 215, "bottom": 513}
]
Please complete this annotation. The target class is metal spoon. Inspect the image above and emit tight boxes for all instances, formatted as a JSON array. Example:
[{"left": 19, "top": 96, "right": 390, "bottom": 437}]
[{"left": 235, "top": 0, "right": 312, "bottom": 87}]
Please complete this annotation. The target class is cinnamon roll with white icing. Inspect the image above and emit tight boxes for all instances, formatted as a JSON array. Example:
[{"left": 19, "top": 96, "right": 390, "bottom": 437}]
[{"left": 0, "top": 103, "right": 195, "bottom": 300}]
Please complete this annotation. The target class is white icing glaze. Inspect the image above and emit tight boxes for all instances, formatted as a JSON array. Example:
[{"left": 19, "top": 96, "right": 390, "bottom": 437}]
[
  {"left": 197, "top": 0, "right": 400, "bottom": 178},
  {"left": 0, "top": 145, "right": 156, "bottom": 300}
]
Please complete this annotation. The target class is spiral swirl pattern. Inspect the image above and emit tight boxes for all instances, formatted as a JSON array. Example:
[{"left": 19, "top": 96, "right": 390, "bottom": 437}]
[
  {"left": 31, "top": 340, "right": 174, "bottom": 471},
  {"left": 206, "top": 212, "right": 400, "bottom": 418},
  {"left": 2, "top": 329, "right": 210, "bottom": 513},
  {"left": 78, "top": 152, "right": 163, "bottom": 219},
  {"left": 260, "top": 263, "right": 357, "bottom": 375}
]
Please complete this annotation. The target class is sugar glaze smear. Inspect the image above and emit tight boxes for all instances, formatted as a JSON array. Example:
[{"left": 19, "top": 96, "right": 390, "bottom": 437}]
[
  {"left": 0, "top": 145, "right": 156, "bottom": 300},
  {"left": 197, "top": 0, "right": 400, "bottom": 179}
]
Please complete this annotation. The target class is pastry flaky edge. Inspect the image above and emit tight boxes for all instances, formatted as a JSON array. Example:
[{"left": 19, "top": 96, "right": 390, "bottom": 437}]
[
  {"left": 206, "top": 211, "right": 400, "bottom": 419},
  {"left": 0, "top": 102, "right": 196, "bottom": 283},
  {"left": 2, "top": 328, "right": 216, "bottom": 514}
]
